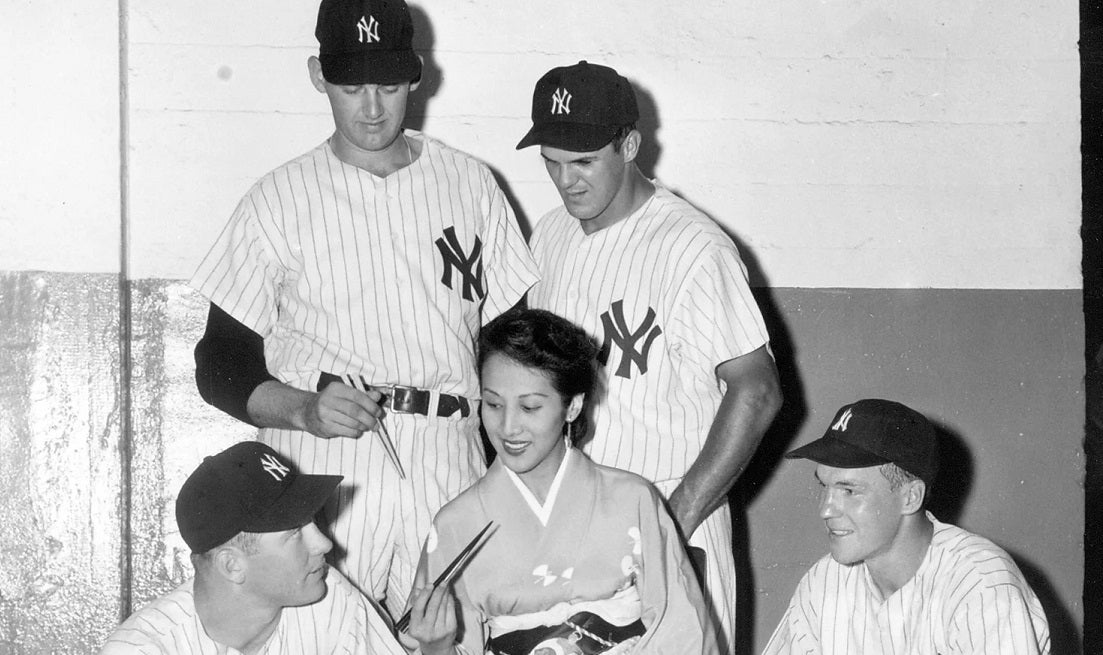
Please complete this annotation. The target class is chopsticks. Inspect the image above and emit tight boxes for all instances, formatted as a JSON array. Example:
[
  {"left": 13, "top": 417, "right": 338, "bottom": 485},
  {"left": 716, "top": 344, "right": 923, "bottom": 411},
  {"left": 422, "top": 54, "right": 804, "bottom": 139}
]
[
  {"left": 343, "top": 375, "right": 406, "bottom": 479},
  {"left": 395, "top": 520, "right": 496, "bottom": 633}
]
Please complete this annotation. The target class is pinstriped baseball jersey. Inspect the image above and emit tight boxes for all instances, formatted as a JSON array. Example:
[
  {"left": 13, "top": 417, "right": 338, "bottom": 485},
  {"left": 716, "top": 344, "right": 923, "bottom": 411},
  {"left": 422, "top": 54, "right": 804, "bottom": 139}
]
[
  {"left": 188, "top": 131, "right": 538, "bottom": 608},
  {"left": 528, "top": 184, "right": 770, "bottom": 484},
  {"left": 190, "top": 131, "right": 539, "bottom": 398},
  {"left": 762, "top": 514, "right": 1051, "bottom": 655},
  {"left": 99, "top": 568, "right": 405, "bottom": 654}
]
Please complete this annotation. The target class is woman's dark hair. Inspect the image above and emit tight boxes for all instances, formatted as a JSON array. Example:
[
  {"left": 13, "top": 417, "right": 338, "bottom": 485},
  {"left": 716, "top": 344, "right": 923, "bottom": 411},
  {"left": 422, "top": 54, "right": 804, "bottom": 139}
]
[{"left": 478, "top": 308, "right": 599, "bottom": 440}]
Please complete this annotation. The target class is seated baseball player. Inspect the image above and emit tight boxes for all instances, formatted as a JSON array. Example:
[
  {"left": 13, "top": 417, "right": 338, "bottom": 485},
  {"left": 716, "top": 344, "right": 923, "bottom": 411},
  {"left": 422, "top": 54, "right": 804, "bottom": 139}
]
[
  {"left": 100, "top": 441, "right": 405, "bottom": 655},
  {"left": 763, "top": 398, "right": 1051, "bottom": 655}
]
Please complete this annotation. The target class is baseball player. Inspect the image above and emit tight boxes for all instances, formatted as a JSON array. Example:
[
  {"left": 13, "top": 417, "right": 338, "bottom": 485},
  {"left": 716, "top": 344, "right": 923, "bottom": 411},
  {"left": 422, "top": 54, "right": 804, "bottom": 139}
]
[
  {"left": 763, "top": 399, "right": 1051, "bottom": 655},
  {"left": 99, "top": 441, "right": 405, "bottom": 654},
  {"left": 516, "top": 60, "right": 783, "bottom": 652},
  {"left": 189, "top": 0, "right": 539, "bottom": 618}
]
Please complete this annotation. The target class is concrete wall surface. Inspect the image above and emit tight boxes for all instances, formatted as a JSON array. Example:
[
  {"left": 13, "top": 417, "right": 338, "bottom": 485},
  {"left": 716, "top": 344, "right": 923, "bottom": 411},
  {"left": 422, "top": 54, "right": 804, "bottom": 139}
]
[{"left": 0, "top": 0, "right": 1082, "bottom": 653}]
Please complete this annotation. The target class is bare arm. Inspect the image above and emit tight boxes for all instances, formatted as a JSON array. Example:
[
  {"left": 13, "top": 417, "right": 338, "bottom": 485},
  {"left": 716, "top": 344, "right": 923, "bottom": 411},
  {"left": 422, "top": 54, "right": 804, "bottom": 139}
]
[{"left": 667, "top": 345, "right": 781, "bottom": 538}]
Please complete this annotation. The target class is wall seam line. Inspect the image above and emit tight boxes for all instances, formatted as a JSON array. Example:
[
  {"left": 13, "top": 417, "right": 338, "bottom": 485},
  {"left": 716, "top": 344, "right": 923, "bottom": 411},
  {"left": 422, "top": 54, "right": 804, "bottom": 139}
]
[{"left": 118, "top": 0, "right": 134, "bottom": 622}]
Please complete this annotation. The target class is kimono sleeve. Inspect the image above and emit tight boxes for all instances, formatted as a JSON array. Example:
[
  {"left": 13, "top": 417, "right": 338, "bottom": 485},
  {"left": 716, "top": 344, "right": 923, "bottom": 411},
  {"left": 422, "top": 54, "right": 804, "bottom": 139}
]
[
  {"left": 403, "top": 519, "right": 486, "bottom": 655},
  {"left": 633, "top": 484, "right": 719, "bottom": 654},
  {"left": 476, "top": 166, "right": 540, "bottom": 322},
  {"left": 189, "top": 186, "right": 286, "bottom": 337}
]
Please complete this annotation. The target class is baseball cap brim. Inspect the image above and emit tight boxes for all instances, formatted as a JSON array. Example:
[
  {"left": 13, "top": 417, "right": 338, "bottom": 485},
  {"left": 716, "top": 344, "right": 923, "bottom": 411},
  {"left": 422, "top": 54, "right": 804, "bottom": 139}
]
[
  {"left": 243, "top": 472, "right": 343, "bottom": 534},
  {"left": 784, "top": 435, "right": 891, "bottom": 469},
  {"left": 320, "top": 51, "right": 421, "bottom": 85},
  {"left": 516, "top": 122, "right": 618, "bottom": 152}
]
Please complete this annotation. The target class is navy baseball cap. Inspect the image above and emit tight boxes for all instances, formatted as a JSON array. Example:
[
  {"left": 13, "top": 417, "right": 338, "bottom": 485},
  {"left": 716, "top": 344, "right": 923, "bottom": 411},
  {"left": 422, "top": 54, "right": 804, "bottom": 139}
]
[
  {"left": 315, "top": 0, "right": 421, "bottom": 85},
  {"left": 176, "top": 442, "right": 342, "bottom": 553},
  {"left": 785, "top": 399, "right": 939, "bottom": 485},
  {"left": 516, "top": 61, "right": 639, "bottom": 152}
]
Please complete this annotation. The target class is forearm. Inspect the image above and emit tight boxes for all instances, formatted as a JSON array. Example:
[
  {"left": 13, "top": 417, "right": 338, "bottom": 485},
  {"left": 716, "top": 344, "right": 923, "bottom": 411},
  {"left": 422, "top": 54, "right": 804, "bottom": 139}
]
[
  {"left": 245, "top": 379, "right": 316, "bottom": 431},
  {"left": 669, "top": 347, "right": 781, "bottom": 535}
]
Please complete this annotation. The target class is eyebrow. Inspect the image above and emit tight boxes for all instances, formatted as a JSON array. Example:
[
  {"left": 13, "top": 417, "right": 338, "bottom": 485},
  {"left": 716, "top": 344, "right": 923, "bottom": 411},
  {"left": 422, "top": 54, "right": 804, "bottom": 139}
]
[
  {"left": 541, "top": 153, "right": 597, "bottom": 164},
  {"left": 481, "top": 388, "right": 550, "bottom": 400},
  {"left": 814, "top": 471, "right": 865, "bottom": 489}
]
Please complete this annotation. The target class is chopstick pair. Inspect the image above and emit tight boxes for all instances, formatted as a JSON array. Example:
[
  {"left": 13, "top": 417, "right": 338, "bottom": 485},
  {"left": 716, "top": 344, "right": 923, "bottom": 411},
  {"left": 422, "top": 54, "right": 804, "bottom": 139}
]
[
  {"left": 343, "top": 375, "right": 405, "bottom": 479},
  {"left": 395, "top": 520, "right": 496, "bottom": 633}
]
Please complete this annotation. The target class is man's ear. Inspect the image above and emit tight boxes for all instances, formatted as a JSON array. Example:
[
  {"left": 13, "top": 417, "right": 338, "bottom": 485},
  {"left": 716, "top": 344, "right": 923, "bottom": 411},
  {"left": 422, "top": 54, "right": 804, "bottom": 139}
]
[
  {"left": 900, "top": 479, "right": 927, "bottom": 515},
  {"left": 212, "top": 546, "right": 248, "bottom": 584},
  {"left": 408, "top": 54, "right": 424, "bottom": 93},
  {"left": 620, "top": 129, "right": 642, "bottom": 164},
  {"left": 307, "top": 56, "right": 327, "bottom": 93}
]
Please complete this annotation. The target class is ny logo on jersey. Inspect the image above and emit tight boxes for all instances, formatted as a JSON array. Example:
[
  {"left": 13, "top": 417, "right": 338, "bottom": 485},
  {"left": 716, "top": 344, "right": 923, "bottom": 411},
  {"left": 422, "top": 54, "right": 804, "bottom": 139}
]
[
  {"left": 598, "top": 300, "right": 662, "bottom": 379},
  {"left": 357, "top": 15, "right": 379, "bottom": 43},
  {"left": 260, "top": 453, "right": 290, "bottom": 481},
  {"left": 831, "top": 408, "right": 854, "bottom": 432},
  {"left": 551, "top": 87, "right": 572, "bottom": 115},
  {"left": 435, "top": 226, "right": 485, "bottom": 301}
]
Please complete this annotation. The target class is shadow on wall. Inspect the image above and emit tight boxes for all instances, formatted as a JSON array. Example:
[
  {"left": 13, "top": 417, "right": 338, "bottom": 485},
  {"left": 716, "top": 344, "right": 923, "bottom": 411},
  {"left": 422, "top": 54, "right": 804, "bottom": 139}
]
[
  {"left": 1008, "top": 549, "right": 1083, "bottom": 654},
  {"left": 924, "top": 422, "right": 973, "bottom": 525},
  {"left": 628, "top": 81, "right": 663, "bottom": 181},
  {"left": 405, "top": 4, "right": 437, "bottom": 132},
  {"left": 634, "top": 76, "right": 811, "bottom": 655}
]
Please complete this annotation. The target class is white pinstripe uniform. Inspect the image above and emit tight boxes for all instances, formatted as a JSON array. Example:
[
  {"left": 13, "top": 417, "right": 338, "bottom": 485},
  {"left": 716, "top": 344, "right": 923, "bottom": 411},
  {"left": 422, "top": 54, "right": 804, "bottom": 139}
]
[
  {"left": 99, "top": 568, "right": 405, "bottom": 654},
  {"left": 528, "top": 183, "right": 771, "bottom": 651},
  {"left": 189, "top": 132, "right": 539, "bottom": 615},
  {"left": 762, "top": 513, "right": 1052, "bottom": 655}
]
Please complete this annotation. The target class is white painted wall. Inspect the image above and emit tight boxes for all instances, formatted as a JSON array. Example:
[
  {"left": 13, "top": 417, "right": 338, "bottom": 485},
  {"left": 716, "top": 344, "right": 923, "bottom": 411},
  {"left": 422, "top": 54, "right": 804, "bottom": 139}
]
[
  {"left": 123, "top": 0, "right": 1080, "bottom": 289},
  {"left": 1, "top": 1, "right": 121, "bottom": 273},
  {"left": 2, "top": 2, "right": 1080, "bottom": 288}
]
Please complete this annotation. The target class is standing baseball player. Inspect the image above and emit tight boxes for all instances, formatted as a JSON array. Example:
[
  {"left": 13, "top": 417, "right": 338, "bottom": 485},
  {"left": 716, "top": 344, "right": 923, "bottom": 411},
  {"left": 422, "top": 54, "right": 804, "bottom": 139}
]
[
  {"left": 517, "top": 60, "right": 783, "bottom": 652},
  {"left": 763, "top": 399, "right": 1051, "bottom": 655},
  {"left": 100, "top": 442, "right": 405, "bottom": 654},
  {"left": 189, "top": 0, "right": 539, "bottom": 618}
]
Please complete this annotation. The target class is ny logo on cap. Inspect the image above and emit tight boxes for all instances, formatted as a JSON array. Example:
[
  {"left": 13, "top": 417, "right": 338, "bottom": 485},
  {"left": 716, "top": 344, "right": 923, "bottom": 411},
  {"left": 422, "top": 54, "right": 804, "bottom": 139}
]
[
  {"left": 551, "top": 87, "right": 572, "bottom": 115},
  {"left": 357, "top": 15, "right": 379, "bottom": 43},
  {"left": 260, "top": 453, "right": 291, "bottom": 481},
  {"left": 832, "top": 408, "right": 854, "bottom": 432}
]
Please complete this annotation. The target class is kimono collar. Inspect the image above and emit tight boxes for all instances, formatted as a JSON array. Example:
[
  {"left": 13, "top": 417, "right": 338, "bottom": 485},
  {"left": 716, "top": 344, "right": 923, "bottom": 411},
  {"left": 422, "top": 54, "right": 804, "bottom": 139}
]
[{"left": 503, "top": 447, "right": 573, "bottom": 527}]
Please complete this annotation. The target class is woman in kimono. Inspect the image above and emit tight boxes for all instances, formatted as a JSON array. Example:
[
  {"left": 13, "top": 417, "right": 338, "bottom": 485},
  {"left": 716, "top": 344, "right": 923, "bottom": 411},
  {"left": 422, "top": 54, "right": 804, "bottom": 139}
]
[{"left": 405, "top": 308, "right": 717, "bottom": 655}]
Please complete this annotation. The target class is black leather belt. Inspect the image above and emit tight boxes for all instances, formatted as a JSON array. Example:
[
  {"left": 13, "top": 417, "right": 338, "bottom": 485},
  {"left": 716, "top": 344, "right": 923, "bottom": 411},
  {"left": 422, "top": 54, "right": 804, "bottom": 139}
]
[
  {"left": 488, "top": 612, "right": 645, "bottom": 655},
  {"left": 317, "top": 372, "right": 473, "bottom": 418}
]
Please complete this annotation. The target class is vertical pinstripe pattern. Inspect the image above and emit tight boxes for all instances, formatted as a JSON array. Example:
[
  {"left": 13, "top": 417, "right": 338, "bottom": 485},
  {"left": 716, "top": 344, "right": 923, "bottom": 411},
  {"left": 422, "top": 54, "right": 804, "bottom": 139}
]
[
  {"left": 190, "top": 132, "right": 539, "bottom": 399},
  {"left": 99, "top": 569, "right": 406, "bottom": 654},
  {"left": 761, "top": 514, "right": 1052, "bottom": 655},
  {"left": 188, "top": 132, "right": 538, "bottom": 609},
  {"left": 529, "top": 184, "right": 769, "bottom": 485},
  {"left": 529, "top": 184, "right": 769, "bottom": 652}
]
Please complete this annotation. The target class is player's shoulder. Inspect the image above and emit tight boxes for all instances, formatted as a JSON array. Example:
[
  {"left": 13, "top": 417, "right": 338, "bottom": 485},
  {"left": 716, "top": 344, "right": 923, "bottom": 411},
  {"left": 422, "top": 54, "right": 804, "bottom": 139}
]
[
  {"left": 644, "top": 184, "right": 736, "bottom": 248},
  {"left": 259, "top": 141, "right": 330, "bottom": 178},
  {"left": 792, "top": 551, "right": 854, "bottom": 596},
  {"left": 928, "top": 517, "right": 1026, "bottom": 584},
  {"left": 530, "top": 205, "right": 575, "bottom": 240},
  {"left": 100, "top": 579, "right": 197, "bottom": 653},
  {"left": 414, "top": 132, "right": 495, "bottom": 175}
]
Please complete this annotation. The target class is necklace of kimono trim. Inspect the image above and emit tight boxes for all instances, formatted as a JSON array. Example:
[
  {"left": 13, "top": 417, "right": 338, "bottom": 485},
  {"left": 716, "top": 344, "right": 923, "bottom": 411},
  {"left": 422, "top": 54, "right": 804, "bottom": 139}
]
[{"left": 503, "top": 446, "right": 573, "bottom": 527}]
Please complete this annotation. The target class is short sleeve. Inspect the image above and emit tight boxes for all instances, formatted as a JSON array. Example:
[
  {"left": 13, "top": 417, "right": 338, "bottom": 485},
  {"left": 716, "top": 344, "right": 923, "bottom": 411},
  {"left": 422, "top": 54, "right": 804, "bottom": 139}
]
[
  {"left": 189, "top": 187, "right": 285, "bottom": 337},
  {"left": 477, "top": 167, "right": 540, "bottom": 321},
  {"left": 671, "top": 242, "right": 769, "bottom": 371}
]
